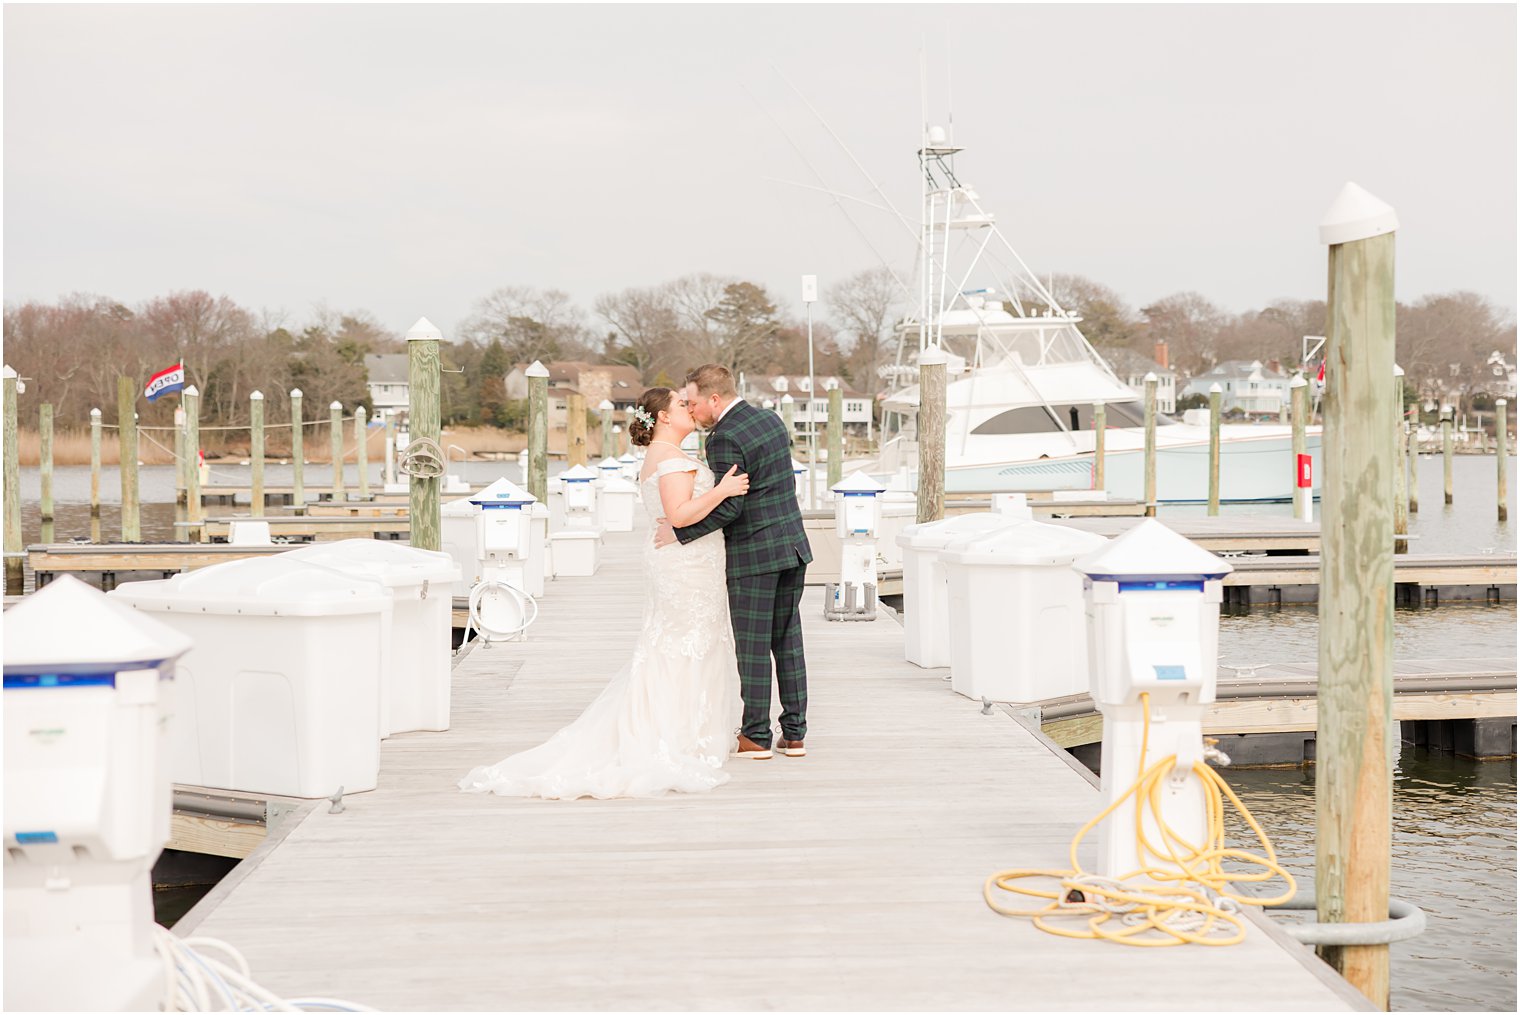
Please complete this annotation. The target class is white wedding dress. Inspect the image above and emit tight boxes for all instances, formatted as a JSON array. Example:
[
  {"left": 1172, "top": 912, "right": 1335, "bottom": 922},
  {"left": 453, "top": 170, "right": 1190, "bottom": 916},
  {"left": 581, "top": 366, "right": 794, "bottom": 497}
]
[{"left": 459, "top": 457, "right": 740, "bottom": 800}]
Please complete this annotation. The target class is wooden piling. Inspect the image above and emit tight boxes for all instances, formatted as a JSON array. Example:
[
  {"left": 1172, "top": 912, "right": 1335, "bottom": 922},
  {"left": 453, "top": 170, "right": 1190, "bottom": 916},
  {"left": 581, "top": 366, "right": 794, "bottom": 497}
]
[
  {"left": 117, "top": 377, "right": 140, "bottom": 542},
  {"left": 827, "top": 386, "right": 843, "bottom": 488},
  {"left": 185, "top": 387, "right": 202, "bottom": 540},
  {"left": 289, "top": 389, "right": 304, "bottom": 511},
  {"left": 1316, "top": 190, "right": 1395, "bottom": 1010},
  {"left": 1442, "top": 407, "right": 1454, "bottom": 505},
  {"left": 356, "top": 405, "right": 370, "bottom": 498},
  {"left": 3, "top": 368, "right": 21, "bottom": 594},
  {"left": 39, "top": 403, "right": 54, "bottom": 543},
  {"left": 1093, "top": 401, "right": 1107, "bottom": 491},
  {"left": 407, "top": 318, "right": 443, "bottom": 552},
  {"left": 1143, "top": 373, "right": 1157, "bottom": 517},
  {"left": 330, "top": 401, "right": 345, "bottom": 500},
  {"left": 383, "top": 411, "right": 396, "bottom": 487},
  {"left": 173, "top": 405, "right": 187, "bottom": 529},
  {"left": 1291, "top": 376, "right": 1310, "bottom": 523},
  {"left": 1498, "top": 399, "right": 1509, "bottom": 523},
  {"left": 781, "top": 395, "right": 795, "bottom": 446},
  {"left": 527, "top": 361, "right": 549, "bottom": 502},
  {"left": 90, "top": 408, "right": 102, "bottom": 542},
  {"left": 567, "top": 392, "right": 588, "bottom": 468},
  {"left": 250, "top": 391, "right": 265, "bottom": 517},
  {"left": 1407, "top": 418, "right": 1419, "bottom": 514},
  {"left": 599, "top": 400, "right": 614, "bottom": 458},
  {"left": 1393, "top": 369, "right": 1408, "bottom": 552},
  {"left": 916, "top": 346, "right": 947, "bottom": 525},
  {"left": 1207, "top": 385, "right": 1221, "bottom": 517}
]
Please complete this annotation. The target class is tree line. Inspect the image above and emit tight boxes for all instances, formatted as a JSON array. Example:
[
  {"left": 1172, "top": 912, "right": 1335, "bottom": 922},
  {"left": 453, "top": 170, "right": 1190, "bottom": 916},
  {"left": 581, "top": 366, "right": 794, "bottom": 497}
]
[{"left": 5, "top": 271, "right": 1512, "bottom": 432}]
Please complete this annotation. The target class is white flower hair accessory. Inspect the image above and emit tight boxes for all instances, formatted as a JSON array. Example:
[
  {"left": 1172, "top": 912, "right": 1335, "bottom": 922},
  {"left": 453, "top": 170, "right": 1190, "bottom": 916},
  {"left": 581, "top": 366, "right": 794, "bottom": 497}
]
[{"left": 631, "top": 405, "right": 655, "bottom": 428}]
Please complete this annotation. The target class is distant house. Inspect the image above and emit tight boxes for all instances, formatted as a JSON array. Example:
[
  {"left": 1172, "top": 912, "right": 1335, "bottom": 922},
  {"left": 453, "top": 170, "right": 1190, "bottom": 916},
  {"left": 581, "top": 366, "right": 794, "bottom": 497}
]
[
  {"left": 744, "top": 374, "right": 874, "bottom": 437},
  {"left": 1105, "top": 345, "right": 1177, "bottom": 415},
  {"left": 364, "top": 354, "right": 410, "bottom": 417},
  {"left": 503, "top": 361, "right": 644, "bottom": 434},
  {"left": 1487, "top": 350, "right": 1517, "bottom": 400},
  {"left": 1181, "top": 360, "right": 1292, "bottom": 417}
]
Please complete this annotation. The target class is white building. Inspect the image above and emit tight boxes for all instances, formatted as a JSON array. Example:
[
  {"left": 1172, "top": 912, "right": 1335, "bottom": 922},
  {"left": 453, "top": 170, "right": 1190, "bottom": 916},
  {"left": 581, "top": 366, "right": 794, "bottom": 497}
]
[
  {"left": 748, "top": 374, "right": 873, "bottom": 437},
  {"left": 364, "top": 354, "right": 410, "bottom": 417},
  {"left": 1181, "top": 360, "right": 1292, "bottom": 418},
  {"left": 1105, "top": 346, "right": 1178, "bottom": 415}
]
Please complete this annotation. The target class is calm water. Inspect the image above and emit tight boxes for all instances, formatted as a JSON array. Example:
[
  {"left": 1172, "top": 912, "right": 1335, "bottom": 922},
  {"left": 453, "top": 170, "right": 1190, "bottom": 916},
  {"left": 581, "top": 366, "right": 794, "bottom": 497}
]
[
  {"left": 1228, "top": 748, "right": 1516, "bottom": 1012},
  {"left": 15, "top": 455, "right": 1518, "bottom": 1009}
]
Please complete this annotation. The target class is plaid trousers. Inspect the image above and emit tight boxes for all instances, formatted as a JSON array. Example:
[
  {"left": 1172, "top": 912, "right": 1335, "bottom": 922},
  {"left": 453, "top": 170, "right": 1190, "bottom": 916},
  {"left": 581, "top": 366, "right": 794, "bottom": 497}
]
[{"left": 727, "top": 561, "right": 808, "bottom": 747}]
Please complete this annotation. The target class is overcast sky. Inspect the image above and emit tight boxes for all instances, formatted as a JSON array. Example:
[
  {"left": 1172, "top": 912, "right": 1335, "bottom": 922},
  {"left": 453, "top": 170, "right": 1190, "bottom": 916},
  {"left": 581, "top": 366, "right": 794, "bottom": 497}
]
[{"left": 4, "top": 4, "right": 1515, "bottom": 341}]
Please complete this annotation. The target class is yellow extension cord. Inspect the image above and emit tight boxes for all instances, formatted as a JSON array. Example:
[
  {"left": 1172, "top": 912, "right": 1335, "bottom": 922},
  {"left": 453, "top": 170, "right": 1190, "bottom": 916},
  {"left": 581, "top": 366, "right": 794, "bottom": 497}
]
[{"left": 983, "top": 692, "right": 1296, "bottom": 946}]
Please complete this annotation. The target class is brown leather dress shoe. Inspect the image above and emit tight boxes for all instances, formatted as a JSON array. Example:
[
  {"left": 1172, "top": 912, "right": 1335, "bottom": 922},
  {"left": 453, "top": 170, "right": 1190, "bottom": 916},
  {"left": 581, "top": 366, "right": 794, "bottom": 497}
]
[
  {"left": 776, "top": 737, "right": 806, "bottom": 757},
  {"left": 732, "top": 735, "right": 773, "bottom": 759}
]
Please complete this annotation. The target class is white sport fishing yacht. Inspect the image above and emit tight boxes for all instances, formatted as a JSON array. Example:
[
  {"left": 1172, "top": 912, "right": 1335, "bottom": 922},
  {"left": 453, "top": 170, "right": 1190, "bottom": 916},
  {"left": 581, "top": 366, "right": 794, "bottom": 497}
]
[{"left": 877, "top": 128, "right": 1320, "bottom": 504}]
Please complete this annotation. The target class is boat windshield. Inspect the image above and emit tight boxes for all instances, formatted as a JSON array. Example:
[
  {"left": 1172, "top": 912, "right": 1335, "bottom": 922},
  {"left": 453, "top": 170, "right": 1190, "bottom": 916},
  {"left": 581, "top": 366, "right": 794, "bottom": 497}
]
[{"left": 971, "top": 400, "right": 1174, "bottom": 435}]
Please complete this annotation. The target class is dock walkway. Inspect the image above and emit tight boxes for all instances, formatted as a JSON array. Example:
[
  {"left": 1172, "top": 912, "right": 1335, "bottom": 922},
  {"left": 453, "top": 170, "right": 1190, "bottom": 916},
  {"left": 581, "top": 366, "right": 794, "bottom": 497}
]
[{"left": 178, "top": 524, "right": 1364, "bottom": 1010}]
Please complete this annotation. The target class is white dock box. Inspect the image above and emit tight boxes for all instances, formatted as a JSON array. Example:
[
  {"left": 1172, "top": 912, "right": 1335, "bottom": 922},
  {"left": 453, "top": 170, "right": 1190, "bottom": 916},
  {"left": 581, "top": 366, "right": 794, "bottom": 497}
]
[
  {"left": 600, "top": 475, "right": 639, "bottom": 532},
  {"left": 108, "top": 557, "right": 391, "bottom": 799},
  {"left": 286, "top": 540, "right": 460, "bottom": 736},
  {"left": 549, "top": 529, "right": 600, "bottom": 577},
  {"left": 939, "top": 522, "right": 1107, "bottom": 703},
  {"left": 895, "top": 513, "right": 1026, "bottom": 668},
  {"left": 441, "top": 496, "right": 481, "bottom": 596}
]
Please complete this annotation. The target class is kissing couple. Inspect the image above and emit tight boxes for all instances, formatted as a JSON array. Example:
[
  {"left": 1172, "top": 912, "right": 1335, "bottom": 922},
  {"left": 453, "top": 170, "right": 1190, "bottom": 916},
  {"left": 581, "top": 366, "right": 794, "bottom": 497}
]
[{"left": 460, "top": 363, "right": 813, "bottom": 800}]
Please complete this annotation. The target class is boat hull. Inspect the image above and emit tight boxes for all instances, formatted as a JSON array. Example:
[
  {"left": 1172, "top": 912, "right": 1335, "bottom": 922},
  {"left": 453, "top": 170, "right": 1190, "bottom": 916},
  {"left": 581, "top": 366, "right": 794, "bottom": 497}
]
[{"left": 942, "top": 431, "right": 1323, "bottom": 504}]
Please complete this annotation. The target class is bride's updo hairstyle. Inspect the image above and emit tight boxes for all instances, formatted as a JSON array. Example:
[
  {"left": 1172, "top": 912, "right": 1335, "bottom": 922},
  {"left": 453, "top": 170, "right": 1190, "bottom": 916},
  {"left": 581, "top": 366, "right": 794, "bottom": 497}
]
[{"left": 628, "top": 387, "right": 674, "bottom": 447}]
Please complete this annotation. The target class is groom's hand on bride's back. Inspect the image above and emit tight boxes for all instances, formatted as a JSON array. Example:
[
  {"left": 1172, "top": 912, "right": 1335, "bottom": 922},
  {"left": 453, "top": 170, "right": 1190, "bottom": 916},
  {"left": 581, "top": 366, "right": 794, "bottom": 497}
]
[{"left": 653, "top": 518, "right": 676, "bottom": 548}]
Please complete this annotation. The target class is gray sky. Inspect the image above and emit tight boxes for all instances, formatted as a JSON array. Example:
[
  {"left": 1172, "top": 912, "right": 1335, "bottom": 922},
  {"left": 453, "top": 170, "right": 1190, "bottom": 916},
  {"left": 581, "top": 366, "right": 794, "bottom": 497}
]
[{"left": 4, "top": 4, "right": 1515, "bottom": 340}]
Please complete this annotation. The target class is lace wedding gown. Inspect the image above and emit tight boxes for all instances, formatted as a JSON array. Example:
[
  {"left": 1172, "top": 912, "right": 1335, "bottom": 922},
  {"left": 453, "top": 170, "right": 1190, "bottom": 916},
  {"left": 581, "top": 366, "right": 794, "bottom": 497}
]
[{"left": 459, "top": 457, "right": 740, "bottom": 800}]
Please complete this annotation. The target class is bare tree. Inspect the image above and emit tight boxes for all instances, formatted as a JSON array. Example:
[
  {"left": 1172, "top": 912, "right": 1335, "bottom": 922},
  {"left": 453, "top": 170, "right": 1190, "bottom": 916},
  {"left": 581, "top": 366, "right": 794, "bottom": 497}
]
[
  {"left": 1046, "top": 274, "right": 1139, "bottom": 352},
  {"left": 1138, "top": 292, "right": 1228, "bottom": 379},
  {"left": 827, "top": 266, "right": 903, "bottom": 411},
  {"left": 593, "top": 285, "right": 681, "bottom": 382},
  {"left": 458, "top": 286, "right": 593, "bottom": 363}
]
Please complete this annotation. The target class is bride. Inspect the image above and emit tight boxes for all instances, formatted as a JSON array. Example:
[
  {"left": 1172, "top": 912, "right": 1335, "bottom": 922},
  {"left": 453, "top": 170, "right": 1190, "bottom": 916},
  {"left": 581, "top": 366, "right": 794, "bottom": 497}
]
[{"left": 459, "top": 387, "right": 749, "bottom": 800}]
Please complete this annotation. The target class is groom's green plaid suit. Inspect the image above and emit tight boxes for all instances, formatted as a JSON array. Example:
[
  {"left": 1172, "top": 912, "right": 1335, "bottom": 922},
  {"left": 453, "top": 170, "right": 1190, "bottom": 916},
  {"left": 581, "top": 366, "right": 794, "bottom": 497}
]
[{"left": 675, "top": 399, "right": 811, "bottom": 747}]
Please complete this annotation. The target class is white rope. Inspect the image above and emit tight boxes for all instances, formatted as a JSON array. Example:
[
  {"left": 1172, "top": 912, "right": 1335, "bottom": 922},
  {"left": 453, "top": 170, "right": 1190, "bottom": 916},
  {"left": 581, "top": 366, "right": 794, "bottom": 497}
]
[
  {"left": 398, "top": 436, "right": 446, "bottom": 479},
  {"left": 153, "top": 925, "right": 374, "bottom": 1012}
]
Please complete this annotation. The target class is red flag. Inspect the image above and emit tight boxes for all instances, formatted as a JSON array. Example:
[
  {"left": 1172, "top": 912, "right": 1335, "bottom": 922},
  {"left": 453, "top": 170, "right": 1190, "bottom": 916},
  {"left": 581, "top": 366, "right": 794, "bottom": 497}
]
[{"left": 1316, "top": 360, "right": 1325, "bottom": 383}]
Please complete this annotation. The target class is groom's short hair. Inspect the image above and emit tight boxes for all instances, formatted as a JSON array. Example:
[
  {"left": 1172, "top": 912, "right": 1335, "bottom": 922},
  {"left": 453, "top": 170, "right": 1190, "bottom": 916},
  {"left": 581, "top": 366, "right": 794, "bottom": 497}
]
[{"left": 685, "top": 363, "right": 737, "bottom": 398}]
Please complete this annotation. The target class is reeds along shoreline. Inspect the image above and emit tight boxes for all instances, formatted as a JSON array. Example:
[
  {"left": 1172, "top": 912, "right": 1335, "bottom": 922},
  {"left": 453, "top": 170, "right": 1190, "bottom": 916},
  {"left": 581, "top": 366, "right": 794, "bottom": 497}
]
[{"left": 11, "top": 425, "right": 539, "bottom": 467}]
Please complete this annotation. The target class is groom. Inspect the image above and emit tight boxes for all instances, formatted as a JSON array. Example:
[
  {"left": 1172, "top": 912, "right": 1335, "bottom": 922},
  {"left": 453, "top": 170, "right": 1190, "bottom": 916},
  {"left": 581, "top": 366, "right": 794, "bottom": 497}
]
[{"left": 654, "top": 364, "right": 812, "bottom": 760}]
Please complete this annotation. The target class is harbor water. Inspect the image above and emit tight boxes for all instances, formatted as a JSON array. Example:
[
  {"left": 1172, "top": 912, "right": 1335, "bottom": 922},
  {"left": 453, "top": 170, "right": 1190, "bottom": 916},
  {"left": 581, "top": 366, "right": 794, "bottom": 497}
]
[{"left": 12, "top": 453, "right": 1517, "bottom": 1010}]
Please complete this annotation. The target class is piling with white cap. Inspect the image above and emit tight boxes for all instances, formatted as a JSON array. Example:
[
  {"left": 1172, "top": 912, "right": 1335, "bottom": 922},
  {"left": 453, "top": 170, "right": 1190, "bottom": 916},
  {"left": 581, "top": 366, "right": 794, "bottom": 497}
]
[
  {"left": 289, "top": 388, "right": 305, "bottom": 510},
  {"left": 3, "top": 366, "right": 21, "bottom": 590},
  {"left": 250, "top": 391, "right": 265, "bottom": 517},
  {"left": 1208, "top": 384, "right": 1222, "bottom": 516},
  {"left": 407, "top": 316, "right": 444, "bottom": 552},
  {"left": 90, "top": 407, "right": 104, "bottom": 540},
  {"left": 330, "top": 400, "right": 345, "bottom": 499},
  {"left": 1316, "top": 180, "right": 1398, "bottom": 1008},
  {"left": 184, "top": 386, "right": 202, "bottom": 538}
]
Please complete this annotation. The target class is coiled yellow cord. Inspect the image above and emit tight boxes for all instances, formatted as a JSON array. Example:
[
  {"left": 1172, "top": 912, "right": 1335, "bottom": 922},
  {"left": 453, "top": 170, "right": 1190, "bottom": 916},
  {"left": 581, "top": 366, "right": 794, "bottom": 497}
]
[{"left": 984, "top": 692, "right": 1295, "bottom": 946}]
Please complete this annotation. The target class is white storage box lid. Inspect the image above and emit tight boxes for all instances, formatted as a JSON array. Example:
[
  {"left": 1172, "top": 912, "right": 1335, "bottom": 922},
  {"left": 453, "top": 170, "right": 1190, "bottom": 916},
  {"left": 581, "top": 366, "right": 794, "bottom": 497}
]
[
  {"left": 941, "top": 521, "right": 1107, "bottom": 567},
  {"left": 442, "top": 497, "right": 478, "bottom": 517},
  {"left": 285, "top": 539, "right": 460, "bottom": 589},
  {"left": 896, "top": 512, "right": 1023, "bottom": 552},
  {"left": 5, "top": 575, "right": 193, "bottom": 676},
  {"left": 109, "top": 555, "right": 391, "bottom": 617}
]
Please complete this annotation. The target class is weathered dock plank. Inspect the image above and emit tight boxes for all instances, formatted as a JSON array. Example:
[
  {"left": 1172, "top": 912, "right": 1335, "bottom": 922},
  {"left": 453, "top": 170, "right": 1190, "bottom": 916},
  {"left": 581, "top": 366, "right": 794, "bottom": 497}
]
[{"left": 178, "top": 523, "right": 1364, "bottom": 1011}]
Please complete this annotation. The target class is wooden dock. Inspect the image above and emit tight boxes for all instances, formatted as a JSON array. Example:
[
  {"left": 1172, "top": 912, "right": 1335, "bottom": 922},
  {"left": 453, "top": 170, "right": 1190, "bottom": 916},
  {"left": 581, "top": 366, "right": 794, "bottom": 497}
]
[
  {"left": 176, "top": 522, "right": 1367, "bottom": 1011},
  {"left": 1035, "top": 657, "right": 1517, "bottom": 753},
  {"left": 1049, "top": 515, "right": 1322, "bottom": 554},
  {"left": 177, "top": 515, "right": 411, "bottom": 541}
]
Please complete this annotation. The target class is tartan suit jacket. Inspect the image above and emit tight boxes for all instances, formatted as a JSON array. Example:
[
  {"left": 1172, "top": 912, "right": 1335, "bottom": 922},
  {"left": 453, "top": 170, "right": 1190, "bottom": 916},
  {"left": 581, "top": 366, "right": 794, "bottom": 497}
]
[{"left": 673, "top": 399, "right": 812, "bottom": 578}]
